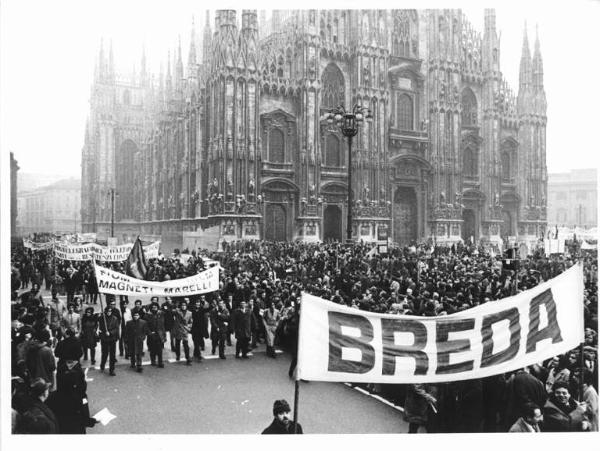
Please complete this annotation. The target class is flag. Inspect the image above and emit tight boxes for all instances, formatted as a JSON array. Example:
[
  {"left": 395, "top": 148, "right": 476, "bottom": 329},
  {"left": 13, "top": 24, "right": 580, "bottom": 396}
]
[{"left": 125, "top": 236, "right": 148, "bottom": 280}]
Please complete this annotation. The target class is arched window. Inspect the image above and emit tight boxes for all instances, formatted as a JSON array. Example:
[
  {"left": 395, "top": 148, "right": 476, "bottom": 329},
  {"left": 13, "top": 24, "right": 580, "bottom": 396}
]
[
  {"left": 321, "top": 63, "right": 345, "bottom": 109},
  {"left": 397, "top": 93, "right": 413, "bottom": 130},
  {"left": 461, "top": 88, "right": 477, "bottom": 126},
  {"left": 269, "top": 129, "right": 285, "bottom": 163},
  {"left": 501, "top": 152, "right": 511, "bottom": 180},
  {"left": 326, "top": 134, "right": 341, "bottom": 167},
  {"left": 464, "top": 148, "right": 478, "bottom": 176}
]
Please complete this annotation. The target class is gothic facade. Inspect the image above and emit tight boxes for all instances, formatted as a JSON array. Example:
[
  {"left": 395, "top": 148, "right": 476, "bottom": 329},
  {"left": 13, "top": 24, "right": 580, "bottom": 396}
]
[{"left": 81, "top": 9, "right": 547, "bottom": 249}]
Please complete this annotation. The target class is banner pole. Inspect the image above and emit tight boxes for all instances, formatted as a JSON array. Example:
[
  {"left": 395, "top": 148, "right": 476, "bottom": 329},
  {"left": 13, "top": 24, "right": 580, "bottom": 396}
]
[{"left": 293, "top": 379, "right": 300, "bottom": 434}]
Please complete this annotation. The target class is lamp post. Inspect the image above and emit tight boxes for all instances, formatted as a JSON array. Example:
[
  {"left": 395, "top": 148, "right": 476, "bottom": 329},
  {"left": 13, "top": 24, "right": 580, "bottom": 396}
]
[
  {"left": 321, "top": 104, "right": 372, "bottom": 242},
  {"left": 107, "top": 188, "right": 118, "bottom": 238}
]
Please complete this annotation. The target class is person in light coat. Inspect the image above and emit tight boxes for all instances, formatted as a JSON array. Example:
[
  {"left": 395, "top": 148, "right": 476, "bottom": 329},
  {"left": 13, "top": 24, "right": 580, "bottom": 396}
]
[
  {"left": 61, "top": 304, "right": 81, "bottom": 336},
  {"left": 172, "top": 300, "right": 193, "bottom": 364},
  {"left": 261, "top": 303, "right": 281, "bottom": 358}
]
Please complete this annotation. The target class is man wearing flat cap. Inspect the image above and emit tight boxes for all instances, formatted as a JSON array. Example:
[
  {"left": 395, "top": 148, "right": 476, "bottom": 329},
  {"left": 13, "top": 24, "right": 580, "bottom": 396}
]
[{"left": 261, "top": 399, "right": 303, "bottom": 434}]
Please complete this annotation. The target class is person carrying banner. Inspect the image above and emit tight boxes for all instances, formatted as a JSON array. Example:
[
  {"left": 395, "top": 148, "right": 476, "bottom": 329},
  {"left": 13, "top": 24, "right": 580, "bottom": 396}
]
[
  {"left": 146, "top": 302, "right": 166, "bottom": 368},
  {"left": 172, "top": 300, "right": 193, "bottom": 365},
  {"left": 125, "top": 310, "right": 149, "bottom": 372},
  {"left": 98, "top": 306, "right": 119, "bottom": 376},
  {"left": 261, "top": 399, "right": 303, "bottom": 434}
]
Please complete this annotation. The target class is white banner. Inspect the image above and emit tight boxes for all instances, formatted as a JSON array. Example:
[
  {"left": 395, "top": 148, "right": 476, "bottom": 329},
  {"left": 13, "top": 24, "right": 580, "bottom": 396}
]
[
  {"left": 94, "top": 264, "right": 220, "bottom": 297},
  {"left": 544, "top": 239, "right": 565, "bottom": 255},
  {"left": 23, "top": 238, "right": 54, "bottom": 250},
  {"left": 54, "top": 241, "right": 160, "bottom": 261},
  {"left": 297, "top": 263, "right": 584, "bottom": 383}
]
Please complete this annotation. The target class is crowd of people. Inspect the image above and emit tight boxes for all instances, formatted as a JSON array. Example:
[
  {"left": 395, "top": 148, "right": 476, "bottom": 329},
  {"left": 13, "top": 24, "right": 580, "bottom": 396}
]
[{"left": 10, "top": 238, "right": 598, "bottom": 433}]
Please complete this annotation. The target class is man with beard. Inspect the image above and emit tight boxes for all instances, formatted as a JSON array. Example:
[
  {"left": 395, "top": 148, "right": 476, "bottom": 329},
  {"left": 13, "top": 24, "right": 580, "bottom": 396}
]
[
  {"left": 543, "top": 381, "right": 589, "bottom": 431},
  {"left": 98, "top": 306, "right": 119, "bottom": 376},
  {"left": 125, "top": 310, "right": 149, "bottom": 372},
  {"left": 232, "top": 300, "right": 252, "bottom": 359},
  {"left": 145, "top": 303, "right": 166, "bottom": 368},
  {"left": 261, "top": 399, "right": 303, "bottom": 434}
]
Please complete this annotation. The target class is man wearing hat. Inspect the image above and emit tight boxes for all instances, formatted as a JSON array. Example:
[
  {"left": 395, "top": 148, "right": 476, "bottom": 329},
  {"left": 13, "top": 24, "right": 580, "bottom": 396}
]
[
  {"left": 261, "top": 399, "right": 303, "bottom": 434},
  {"left": 98, "top": 305, "right": 120, "bottom": 376}
]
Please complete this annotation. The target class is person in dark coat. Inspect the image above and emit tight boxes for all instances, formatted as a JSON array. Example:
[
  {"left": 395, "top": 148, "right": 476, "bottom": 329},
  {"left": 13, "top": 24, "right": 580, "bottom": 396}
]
[
  {"left": 191, "top": 298, "right": 208, "bottom": 360},
  {"left": 145, "top": 302, "right": 166, "bottom": 368},
  {"left": 17, "top": 378, "right": 59, "bottom": 434},
  {"left": 232, "top": 300, "right": 252, "bottom": 359},
  {"left": 210, "top": 299, "right": 230, "bottom": 359},
  {"left": 98, "top": 306, "right": 120, "bottom": 376},
  {"left": 26, "top": 329, "right": 56, "bottom": 390},
  {"left": 54, "top": 327, "right": 83, "bottom": 375},
  {"left": 46, "top": 361, "right": 97, "bottom": 434},
  {"left": 504, "top": 367, "right": 548, "bottom": 429},
  {"left": 125, "top": 310, "right": 149, "bottom": 372},
  {"left": 161, "top": 297, "right": 176, "bottom": 352},
  {"left": 543, "top": 381, "right": 589, "bottom": 432},
  {"left": 80, "top": 307, "right": 98, "bottom": 364},
  {"left": 262, "top": 399, "right": 303, "bottom": 434},
  {"left": 404, "top": 384, "right": 437, "bottom": 433}
]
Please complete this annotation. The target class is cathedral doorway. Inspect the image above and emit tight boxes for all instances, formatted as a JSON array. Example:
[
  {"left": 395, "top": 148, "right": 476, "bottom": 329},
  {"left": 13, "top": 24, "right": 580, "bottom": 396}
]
[
  {"left": 265, "top": 204, "right": 287, "bottom": 242},
  {"left": 501, "top": 210, "right": 513, "bottom": 237},
  {"left": 393, "top": 186, "right": 418, "bottom": 245},
  {"left": 323, "top": 205, "right": 342, "bottom": 242},
  {"left": 462, "top": 209, "right": 476, "bottom": 243}
]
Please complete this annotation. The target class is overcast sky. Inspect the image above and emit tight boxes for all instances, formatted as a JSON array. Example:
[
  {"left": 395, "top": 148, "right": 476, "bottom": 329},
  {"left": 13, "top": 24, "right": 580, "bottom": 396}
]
[{"left": 2, "top": 0, "right": 599, "bottom": 177}]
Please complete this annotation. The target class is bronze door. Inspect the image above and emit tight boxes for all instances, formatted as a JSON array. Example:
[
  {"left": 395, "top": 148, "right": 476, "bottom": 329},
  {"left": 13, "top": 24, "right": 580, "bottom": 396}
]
[
  {"left": 393, "top": 187, "right": 417, "bottom": 245},
  {"left": 265, "top": 204, "right": 287, "bottom": 241},
  {"left": 323, "top": 205, "right": 342, "bottom": 242},
  {"left": 462, "top": 209, "right": 476, "bottom": 242}
]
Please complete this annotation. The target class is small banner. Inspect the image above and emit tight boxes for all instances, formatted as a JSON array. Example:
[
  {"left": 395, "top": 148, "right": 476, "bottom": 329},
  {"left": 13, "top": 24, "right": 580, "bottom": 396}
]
[
  {"left": 94, "top": 264, "right": 220, "bottom": 296},
  {"left": 297, "top": 263, "right": 583, "bottom": 383},
  {"left": 544, "top": 239, "right": 565, "bottom": 255},
  {"left": 22, "top": 238, "right": 54, "bottom": 250},
  {"left": 54, "top": 241, "right": 160, "bottom": 262}
]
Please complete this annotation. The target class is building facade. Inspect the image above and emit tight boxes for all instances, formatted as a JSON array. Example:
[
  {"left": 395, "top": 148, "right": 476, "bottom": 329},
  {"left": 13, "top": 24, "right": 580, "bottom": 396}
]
[
  {"left": 11, "top": 152, "right": 19, "bottom": 236},
  {"left": 81, "top": 9, "right": 547, "bottom": 250},
  {"left": 17, "top": 178, "right": 81, "bottom": 236},
  {"left": 548, "top": 169, "right": 597, "bottom": 228}
]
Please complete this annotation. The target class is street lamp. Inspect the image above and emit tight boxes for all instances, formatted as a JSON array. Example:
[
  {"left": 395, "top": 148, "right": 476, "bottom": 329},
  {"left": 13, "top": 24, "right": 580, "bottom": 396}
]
[
  {"left": 107, "top": 188, "right": 119, "bottom": 238},
  {"left": 320, "top": 104, "right": 373, "bottom": 242}
]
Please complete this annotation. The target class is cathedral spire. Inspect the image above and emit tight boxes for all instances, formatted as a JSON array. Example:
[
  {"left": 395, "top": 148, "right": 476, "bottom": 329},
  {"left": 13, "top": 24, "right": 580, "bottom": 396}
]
[
  {"left": 108, "top": 39, "right": 115, "bottom": 80},
  {"left": 532, "top": 24, "right": 544, "bottom": 89},
  {"left": 482, "top": 8, "right": 499, "bottom": 72},
  {"left": 98, "top": 38, "right": 105, "bottom": 81},
  {"left": 166, "top": 50, "right": 172, "bottom": 98},
  {"left": 518, "top": 23, "right": 532, "bottom": 89},
  {"left": 140, "top": 43, "right": 147, "bottom": 85},
  {"left": 176, "top": 35, "right": 184, "bottom": 91},
  {"left": 188, "top": 16, "right": 197, "bottom": 70},
  {"left": 240, "top": 10, "right": 258, "bottom": 71}
]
